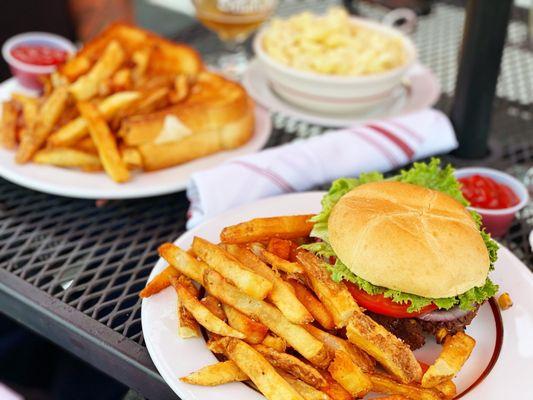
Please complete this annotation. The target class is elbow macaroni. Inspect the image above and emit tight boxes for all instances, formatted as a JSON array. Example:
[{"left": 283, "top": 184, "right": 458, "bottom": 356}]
[{"left": 262, "top": 8, "right": 407, "bottom": 76}]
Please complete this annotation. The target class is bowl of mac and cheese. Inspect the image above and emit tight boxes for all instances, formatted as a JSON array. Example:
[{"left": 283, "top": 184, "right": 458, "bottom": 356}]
[{"left": 253, "top": 8, "right": 416, "bottom": 114}]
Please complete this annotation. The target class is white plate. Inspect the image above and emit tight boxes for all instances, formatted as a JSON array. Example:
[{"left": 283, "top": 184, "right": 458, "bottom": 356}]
[
  {"left": 142, "top": 191, "right": 533, "bottom": 400},
  {"left": 0, "top": 78, "right": 272, "bottom": 199},
  {"left": 243, "top": 59, "right": 441, "bottom": 127}
]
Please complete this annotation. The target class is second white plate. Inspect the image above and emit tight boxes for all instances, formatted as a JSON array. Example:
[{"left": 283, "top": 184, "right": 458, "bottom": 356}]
[{"left": 0, "top": 78, "right": 272, "bottom": 199}]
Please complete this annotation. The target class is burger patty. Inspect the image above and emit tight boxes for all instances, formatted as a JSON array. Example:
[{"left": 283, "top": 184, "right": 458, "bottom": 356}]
[{"left": 366, "top": 307, "right": 479, "bottom": 350}]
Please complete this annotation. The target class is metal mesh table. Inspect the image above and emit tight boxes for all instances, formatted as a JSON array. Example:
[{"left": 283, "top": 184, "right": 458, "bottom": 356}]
[{"left": 0, "top": 1, "right": 531, "bottom": 399}]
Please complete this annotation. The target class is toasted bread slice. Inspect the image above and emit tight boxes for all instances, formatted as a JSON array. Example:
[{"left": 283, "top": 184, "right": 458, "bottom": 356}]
[
  {"left": 136, "top": 99, "right": 254, "bottom": 170},
  {"left": 60, "top": 23, "right": 203, "bottom": 82}
]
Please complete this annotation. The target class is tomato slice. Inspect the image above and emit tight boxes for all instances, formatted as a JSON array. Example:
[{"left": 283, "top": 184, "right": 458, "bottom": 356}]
[{"left": 345, "top": 282, "right": 437, "bottom": 318}]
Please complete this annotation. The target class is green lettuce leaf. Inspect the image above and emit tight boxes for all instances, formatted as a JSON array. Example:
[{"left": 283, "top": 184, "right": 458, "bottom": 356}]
[{"left": 303, "top": 158, "right": 499, "bottom": 313}]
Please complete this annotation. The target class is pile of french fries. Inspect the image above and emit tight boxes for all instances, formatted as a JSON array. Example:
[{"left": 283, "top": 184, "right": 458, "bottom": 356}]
[
  {"left": 141, "top": 215, "right": 476, "bottom": 400},
  {"left": 0, "top": 23, "right": 252, "bottom": 183}
]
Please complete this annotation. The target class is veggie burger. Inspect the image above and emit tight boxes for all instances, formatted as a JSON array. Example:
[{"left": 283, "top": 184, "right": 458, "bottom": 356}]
[{"left": 303, "top": 159, "right": 498, "bottom": 349}]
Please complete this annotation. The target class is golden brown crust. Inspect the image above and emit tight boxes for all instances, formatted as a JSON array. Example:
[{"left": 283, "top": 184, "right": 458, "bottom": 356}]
[{"left": 329, "top": 181, "right": 490, "bottom": 298}]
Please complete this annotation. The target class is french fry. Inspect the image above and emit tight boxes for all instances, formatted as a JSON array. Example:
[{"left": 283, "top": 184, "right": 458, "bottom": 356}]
[
  {"left": 77, "top": 101, "right": 130, "bottom": 182},
  {"left": 223, "top": 244, "right": 312, "bottom": 324},
  {"left": 33, "top": 148, "right": 102, "bottom": 170},
  {"left": 297, "top": 251, "right": 359, "bottom": 328},
  {"left": 221, "top": 338, "right": 305, "bottom": 400},
  {"left": 220, "top": 215, "right": 315, "bottom": 244},
  {"left": 278, "top": 372, "right": 330, "bottom": 400},
  {"left": 346, "top": 313, "right": 422, "bottom": 384},
  {"left": 250, "top": 243, "right": 305, "bottom": 275},
  {"left": 290, "top": 281, "right": 335, "bottom": 330},
  {"left": 421, "top": 332, "right": 475, "bottom": 388},
  {"left": 192, "top": 237, "right": 273, "bottom": 300},
  {"left": 223, "top": 303, "right": 268, "bottom": 344},
  {"left": 1, "top": 101, "right": 19, "bottom": 149},
  {"left": 158, "top": 243, "right": 207, "bottom": 284},
  {"left": 16, "top": 86, "right": 69, "bottom": 163},
  {"left": 253, "top": 344, "right": 326, "bottom": 389},
  {"left": 177, "top": 275, "right": 201, "bottom": 338},
  {"left": 434, "top": 380, "right": 456, "bottom": 399},
  {"left": 320, "top": 371, "right": 352, "bottom": 400},
  {"left": 69, "top": 40, "right": 125, "bottom": 101},
  {"left": 267, "top": 238, "right": 293, "bottom": 260},
  {"left": 170, "top": 276, "right": 244, "bottom": 339},
  {"left": 328, "top": 350, "right": 372, "bottom": 398},
  {"left": 121, "top": 146, "right": 143, "bottom": 170},
  {"left": 261, "top": 334, "right": 287, "bottom": 353},
  {"left": 181, "top": 360, "right": 248, "bottom": 386},
  {"left": 304, "top": 324, "right": 375, "bottom": 373},
  {"left": 204, "top": 269, "right": 330, "bottom": 368},
  {"left": 170, "top": 74, "right": 190, "bottom": 103},
  {"left": 201, "top": 295, "right": 226, "bottom": 321},
  {"left": 375, "top": 396, "right": 410, "bottom": 400},
  {"left": 370, "top": 374, "right": 442, "bottom": 400},
  {"left": 48, "top": 91, "right": 140, "bottom": 146},
  {"left": 74, "top": 136, "right": 98, "bottom": 154},
  {"left": 12, "top": 93, "right": 38, "bottom": 138},
  {"left": 139, "top": 265, "right": 181, "bottom": 298}
]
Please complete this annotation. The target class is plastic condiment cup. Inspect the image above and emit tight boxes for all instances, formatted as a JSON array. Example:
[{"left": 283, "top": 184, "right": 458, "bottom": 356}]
[
  {"left": 2, "top": 32, "right": 76, "bottom": 90},
  {"left": 455, "top": 167, "right": 529, "bottom": 237}
]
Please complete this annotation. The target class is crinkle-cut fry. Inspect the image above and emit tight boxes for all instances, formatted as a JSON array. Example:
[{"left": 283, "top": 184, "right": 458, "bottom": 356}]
[
  {"left": 221, "top": 338, "right": 305, "bottom": 400},
  {"left": 320, "top": 371, "right": 352, "bottom": 400},
  {"left": 290, "top": 281, "right": 335, "bottom": 330},
  {"left": 220, "top": 215, "right": 315, "bottom": 244},
  {"left": 261, "top": 334, "right": 287, "bottom": 353},
  {"left": 33, "top": 148, "right": 102, "bottom": 170},
  {"left": 421, "top": 332, "right": 475, "bottom": 388},
  {"left": 370, "top": 374, "right": 442, "bottom": 400},
  {"left": 223, "top": 244, "right": 312, "bottom": 324},
  {"left": 158, "top": 243, "right": 206, "bottom": 284},
  {"left": 253, "top": 344, "right": 326, "bottom": 389},
  {"left": 250, "top": 243, "right": 305, "bottom": 275},
  {"left": 181, "top": 360, "right": 248, "bottom": 386},
  {"left": 223, "top": 303, "right": 268, "bottom": 344},
  {"left": 69, "top": 40, "right": 125, "bottom": 101},
  {"left": 204, "top": 269, "right": 330, "bottom": 368},
  {"left": 1, "top": 101, "right": 19, "bottom": 149},
  {"left": 48, "top": 91, "right": 140, "bottom": 147},
  {"left": 192, "top": 237, "right": 273, "bottom": 300},
  {"left": 346, "top": 313, "right": 422, "bottom": 384},
  {"left": 141, "top": 265, "right": 179, "bottom": 299},
  {"left": 77, "top": 101, "right": 130, "bottom": 182},
  {"left": 277, "top": 371, "right": 330, "bottom": 400},
  {"left": 304, "top": 324, "right": 375, "bottom": 373},
  {"left": 297, "top": 251, "right": 359, "bottom": 328},
  {"left": 328, "top": 350, "right": 371, "bottom": 398},
  {"left": 16, "top": 86, "right": 69, "bottom": 163},
  {"left": 169, "top": 276, "right": 244, "bottom": 339}
]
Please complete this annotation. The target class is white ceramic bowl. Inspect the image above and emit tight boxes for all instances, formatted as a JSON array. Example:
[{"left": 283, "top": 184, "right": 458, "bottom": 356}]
[{"left": 253, "top": 16, "right": 417, "bottom": 115}]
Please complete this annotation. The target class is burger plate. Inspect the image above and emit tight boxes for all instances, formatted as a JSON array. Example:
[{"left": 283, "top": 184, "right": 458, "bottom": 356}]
[{"left": 142, "top": 191, "right": 533, "bottom": 399}]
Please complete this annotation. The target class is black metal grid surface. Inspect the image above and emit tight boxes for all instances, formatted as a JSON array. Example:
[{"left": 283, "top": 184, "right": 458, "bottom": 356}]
[{"left": 0, "top": 1, "right": 532, "bottom": 399}]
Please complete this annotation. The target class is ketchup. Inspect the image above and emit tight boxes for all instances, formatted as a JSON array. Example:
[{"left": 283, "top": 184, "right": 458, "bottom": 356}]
[
  {"left": 11, "top": 45, "right": 68, "bottom": 66},
  {"left": 459, "top": 174, "right": 519, "bottom": 209}
]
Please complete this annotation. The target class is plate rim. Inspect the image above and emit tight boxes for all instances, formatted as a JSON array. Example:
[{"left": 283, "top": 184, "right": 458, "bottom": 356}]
[{"left": 243, "top": 59, "right": 441, "bottom": 127}]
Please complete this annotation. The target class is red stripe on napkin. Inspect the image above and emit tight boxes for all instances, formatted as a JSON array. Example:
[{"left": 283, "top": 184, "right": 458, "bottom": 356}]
[
  {"left": 351, "top": 129, "right": 399, "bottom": 167},
  {"left": 386, "top": 121, "right": 424, "bottom": 143},
  {"left": 367, "top": 124, "right": 415, "bottom": 159},
  {"left": 231, "top": 161, "right": 295, "bottom": 193}
]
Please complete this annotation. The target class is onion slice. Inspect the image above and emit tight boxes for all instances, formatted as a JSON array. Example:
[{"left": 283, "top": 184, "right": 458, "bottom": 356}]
[{"left": 417, "top": 306, "right": 472, "bottom": 322}]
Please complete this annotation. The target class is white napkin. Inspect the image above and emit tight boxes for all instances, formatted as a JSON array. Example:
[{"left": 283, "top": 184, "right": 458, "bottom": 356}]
[{"left": 186, "top": 109, "right": 457, "bottom": 228}]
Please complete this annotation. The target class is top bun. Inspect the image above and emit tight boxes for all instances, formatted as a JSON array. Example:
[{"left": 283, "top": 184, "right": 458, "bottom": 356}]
[{"left": 328, "top": 181, "right": 490, "bottom": 298}]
